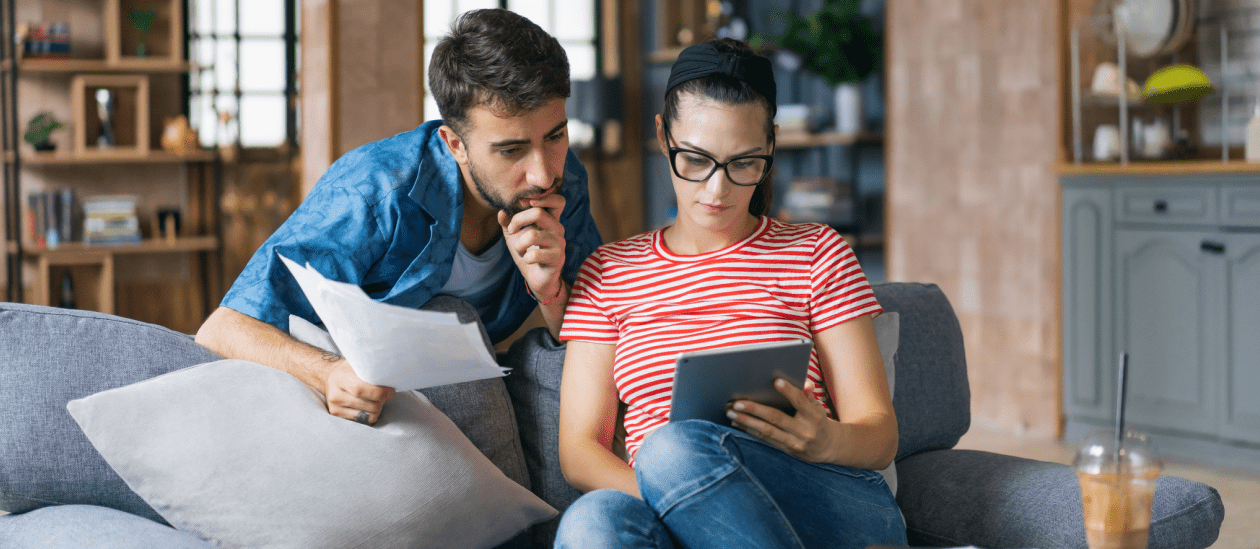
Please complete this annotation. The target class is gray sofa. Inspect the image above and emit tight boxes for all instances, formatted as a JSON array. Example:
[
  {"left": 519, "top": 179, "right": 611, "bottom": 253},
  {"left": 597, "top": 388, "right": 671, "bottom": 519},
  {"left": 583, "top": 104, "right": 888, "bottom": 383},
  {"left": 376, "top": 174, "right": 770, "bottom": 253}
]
[{"left": 0, "top": 283, "right": 1224, "bottom": 548}]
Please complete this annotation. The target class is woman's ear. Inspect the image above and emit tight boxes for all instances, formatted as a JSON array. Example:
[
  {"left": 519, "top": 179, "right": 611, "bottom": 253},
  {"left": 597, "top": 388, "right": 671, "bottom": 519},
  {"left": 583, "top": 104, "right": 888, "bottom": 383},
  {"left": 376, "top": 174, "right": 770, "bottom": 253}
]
[
  {"left": 437, "top": 124, "right": 470, "bottom": 166},
  {"left": 654, "top": 114, "right": 667, "bottom": 155}
]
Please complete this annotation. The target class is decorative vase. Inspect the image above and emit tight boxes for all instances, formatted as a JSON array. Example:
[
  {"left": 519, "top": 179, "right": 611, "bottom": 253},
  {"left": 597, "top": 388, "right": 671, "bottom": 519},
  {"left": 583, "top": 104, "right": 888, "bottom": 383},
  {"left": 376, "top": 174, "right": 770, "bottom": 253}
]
[
  {"left": 33, "top": 139, "right": 56, "bottom": 152},
  {"left": 834, "top": 82, "right": 862, "bottom": 135}
]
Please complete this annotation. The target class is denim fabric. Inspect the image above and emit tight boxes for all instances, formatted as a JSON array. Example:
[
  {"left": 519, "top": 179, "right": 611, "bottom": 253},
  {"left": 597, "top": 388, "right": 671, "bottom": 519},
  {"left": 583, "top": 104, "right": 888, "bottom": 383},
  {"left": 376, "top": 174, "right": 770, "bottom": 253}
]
[
  {"left": 221, "top": 120, "right": 603, "bottom": 343},
  {"left": 0, "top": 505, "right": 213, "bottom": 549},
  {"left": 551, "top": 490, "right": 675, "bottom": 548},
  {"left": 870, "top": 283, "right": 970, "bottom": 460},
  {"left": 0, "top": 303, "right": 221, "bottom": 523},
  {"left": 502, "top": 327, "right": 583, "bottom": 547},
  {"left": 896, "top": 449, "right": 1225, "bottom": 549},
  {"left": 556, "top": 421, "right": 907, "bottom": 549}
]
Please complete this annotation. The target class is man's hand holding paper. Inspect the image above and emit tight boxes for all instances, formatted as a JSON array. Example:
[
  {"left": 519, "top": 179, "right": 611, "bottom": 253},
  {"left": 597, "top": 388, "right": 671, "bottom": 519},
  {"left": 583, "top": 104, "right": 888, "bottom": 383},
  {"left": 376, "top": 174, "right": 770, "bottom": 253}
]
[{"left": 279, "top": 253, "right": 510, "bottom": 394}]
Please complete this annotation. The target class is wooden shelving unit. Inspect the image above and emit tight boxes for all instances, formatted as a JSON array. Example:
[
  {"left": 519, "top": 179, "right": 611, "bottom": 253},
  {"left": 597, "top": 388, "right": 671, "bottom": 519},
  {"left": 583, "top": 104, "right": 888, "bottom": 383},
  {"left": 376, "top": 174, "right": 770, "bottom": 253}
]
[
  {"left": 1056, "top": 159, "right": 1260, "bottom": 175},
  {"left": 0, "top": 58, "right": 191, "bottom": 73},
  {"left": 645, "top": 131, "right": 883, "bottom": 152},
  {"left": 6, "top": 149, "right": 214, "bottom": 165},
  {"left": 2, "top": 0, "right": 221, "bottom": 328},
  {"left": 25, "top": 236, "right": 219, "bottom": 260},
  {"left": 779, "top": 131, "right": 883, "bottom": 149},
  {"left": 648, "top": 48, "right": 685, "bottom": 64}
]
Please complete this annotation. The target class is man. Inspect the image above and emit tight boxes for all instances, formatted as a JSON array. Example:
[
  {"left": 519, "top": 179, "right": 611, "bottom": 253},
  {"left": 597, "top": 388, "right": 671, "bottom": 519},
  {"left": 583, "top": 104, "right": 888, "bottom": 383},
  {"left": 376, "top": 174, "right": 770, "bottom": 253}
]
[{"left": 195, "top": 9, "right": 602, "bottom": 426}]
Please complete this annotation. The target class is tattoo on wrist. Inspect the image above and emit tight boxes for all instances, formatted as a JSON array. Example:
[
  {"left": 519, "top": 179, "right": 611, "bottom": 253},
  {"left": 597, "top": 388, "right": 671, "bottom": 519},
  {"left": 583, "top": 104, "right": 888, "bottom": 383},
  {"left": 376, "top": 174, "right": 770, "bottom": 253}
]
[{"left": 320, "top": 351, "right": 342, "bottom": 362}]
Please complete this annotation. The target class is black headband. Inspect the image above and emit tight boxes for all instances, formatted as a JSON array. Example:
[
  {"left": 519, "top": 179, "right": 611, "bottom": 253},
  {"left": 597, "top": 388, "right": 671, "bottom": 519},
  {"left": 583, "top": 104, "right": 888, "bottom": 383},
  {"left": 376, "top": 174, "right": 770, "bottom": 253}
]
[{"left": 665, "top": 43, "right": 777, "bottom": 116}]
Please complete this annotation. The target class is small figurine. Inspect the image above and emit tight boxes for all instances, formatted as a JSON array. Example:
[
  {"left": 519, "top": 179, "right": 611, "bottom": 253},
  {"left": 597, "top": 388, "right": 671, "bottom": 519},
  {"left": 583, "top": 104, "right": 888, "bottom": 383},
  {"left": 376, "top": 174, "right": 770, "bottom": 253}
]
[
  {"left": 161, "top": 115, "right": 200, "bottom": 156},
  {"left": 95, "top": 88, "right": 115, "bottom": 147}
]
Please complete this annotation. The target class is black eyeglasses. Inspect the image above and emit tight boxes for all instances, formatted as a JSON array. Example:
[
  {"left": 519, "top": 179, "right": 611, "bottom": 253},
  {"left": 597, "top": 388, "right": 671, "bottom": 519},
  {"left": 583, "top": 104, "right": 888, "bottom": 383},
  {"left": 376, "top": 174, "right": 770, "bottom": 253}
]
[{"left": 664, "top": 123, "right": 774, "bottom": 187}]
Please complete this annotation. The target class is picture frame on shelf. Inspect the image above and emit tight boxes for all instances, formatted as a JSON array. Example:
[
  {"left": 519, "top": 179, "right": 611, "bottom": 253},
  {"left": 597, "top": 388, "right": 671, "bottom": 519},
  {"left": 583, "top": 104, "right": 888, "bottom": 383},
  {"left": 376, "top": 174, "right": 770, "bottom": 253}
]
[
  {"left": 105, "top": 0, "right": 184, "bottom": 69},
  {"left": 71, "top": 74, "right": 150, "bottom": 158}
]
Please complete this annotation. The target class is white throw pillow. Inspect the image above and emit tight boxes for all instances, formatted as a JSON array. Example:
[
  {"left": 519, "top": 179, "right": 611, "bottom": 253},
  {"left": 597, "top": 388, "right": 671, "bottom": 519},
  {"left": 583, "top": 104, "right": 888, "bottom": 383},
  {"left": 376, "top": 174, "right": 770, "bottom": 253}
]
[{"left": 67, "top": 359, "right": 556, "bottom": 549}]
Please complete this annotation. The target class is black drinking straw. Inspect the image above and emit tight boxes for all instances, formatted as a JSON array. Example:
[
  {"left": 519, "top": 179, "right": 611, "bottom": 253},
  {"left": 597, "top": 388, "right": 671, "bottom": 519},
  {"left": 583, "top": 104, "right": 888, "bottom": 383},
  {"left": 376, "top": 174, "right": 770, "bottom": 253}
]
[{"left": 1115, "top": 353, "right": 1129, "bottom": 473}]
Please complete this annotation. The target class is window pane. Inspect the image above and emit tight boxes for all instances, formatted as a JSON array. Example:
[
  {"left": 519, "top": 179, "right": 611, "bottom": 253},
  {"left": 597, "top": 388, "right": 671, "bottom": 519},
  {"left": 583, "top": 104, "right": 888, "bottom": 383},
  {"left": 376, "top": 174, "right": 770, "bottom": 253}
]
[
  {"left": 240, "top": 39, "right": 286, "bottom": 93},
  {"left": 192, "top": 93, "right": 216, "bottom": 146},
  {"left": 507, "top": 0, "right": 551, "bottom": 33},
  {"left": 216, "top": 94, "right": 239, "bottom": 144},
  {"left": 425, "top": 95, "right": 441, "bottom": 125},
  {"left": 216, "top": 40, "right": 237, "bottom": 92},
  {"left": 193, "top": 38, "right": 212, "bottom": 65},
  {"left": 198, "top": 68, "right": 214, "bottom": 95},
  {"left": 457, "top": 0, "right": 499, "bottom": 13},
  {"left": 425, "top": 0, "right": 454, "bottom": 37},
  {"left": 240, "top": 0, "right": 284, "bottom": 35},
  {"left": 215, "top": 0, "right": 235, "bottom": 35},
  {"left": 553, "top": 0, "right": 594, "bottom": 41},
  {"left": 424, "top": 42, "right": 439, "bottom": 122},
  {"left": 240, "top": 95, "right": 287, "bottom": 148},
  {"left": 566, "top": 43, "right": 596, "bottom": 81},
  {"left": 194, "top": 0, "right": 214, "bottom": 35}
]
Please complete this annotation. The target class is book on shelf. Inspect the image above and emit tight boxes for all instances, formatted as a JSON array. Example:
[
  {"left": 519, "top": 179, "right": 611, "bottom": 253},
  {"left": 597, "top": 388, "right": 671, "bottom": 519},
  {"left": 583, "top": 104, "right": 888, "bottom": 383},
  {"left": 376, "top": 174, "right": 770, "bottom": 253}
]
[
  {"left": 82, "top": 195, "right": 141, "bottom": 245},
  {"left": 26, "top": 188, "right": 78, "bottom": 248}
]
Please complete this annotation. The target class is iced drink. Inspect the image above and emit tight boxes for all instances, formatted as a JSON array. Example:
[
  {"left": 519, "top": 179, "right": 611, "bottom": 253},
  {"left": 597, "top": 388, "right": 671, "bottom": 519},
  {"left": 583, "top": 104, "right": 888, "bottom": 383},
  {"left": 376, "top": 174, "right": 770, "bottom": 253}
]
[
  {"left": 1073, "top": 431, "right": 1162, "bottom": 549},
  {"left": 1077, "top": 469, "right": 1158, "bottom": 549}
]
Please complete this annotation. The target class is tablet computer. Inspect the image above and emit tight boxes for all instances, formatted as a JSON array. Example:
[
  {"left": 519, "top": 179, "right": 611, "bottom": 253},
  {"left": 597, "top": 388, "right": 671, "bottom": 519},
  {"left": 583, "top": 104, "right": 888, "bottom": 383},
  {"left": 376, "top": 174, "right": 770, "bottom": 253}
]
[{"left": 668, "top": 338, "right": 813, "bottom": 425}]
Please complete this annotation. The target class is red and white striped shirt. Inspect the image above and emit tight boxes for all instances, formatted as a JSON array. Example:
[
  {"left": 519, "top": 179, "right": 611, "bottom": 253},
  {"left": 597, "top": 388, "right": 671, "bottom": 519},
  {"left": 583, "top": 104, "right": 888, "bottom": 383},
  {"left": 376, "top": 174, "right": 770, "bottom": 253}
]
[{"left": 559, "top": 217, "right": 881, "bottom": 460}]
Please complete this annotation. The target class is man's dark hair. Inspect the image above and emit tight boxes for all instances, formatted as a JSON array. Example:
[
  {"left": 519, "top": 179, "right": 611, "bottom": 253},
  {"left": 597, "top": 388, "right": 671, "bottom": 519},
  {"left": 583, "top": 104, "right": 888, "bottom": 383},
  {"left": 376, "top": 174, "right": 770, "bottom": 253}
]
[
  {"left": 428, "top": 9, "right": 570, "bottom": 133},
  {"left": 662, "top": 38, "right": 775, "bottom": 217}
]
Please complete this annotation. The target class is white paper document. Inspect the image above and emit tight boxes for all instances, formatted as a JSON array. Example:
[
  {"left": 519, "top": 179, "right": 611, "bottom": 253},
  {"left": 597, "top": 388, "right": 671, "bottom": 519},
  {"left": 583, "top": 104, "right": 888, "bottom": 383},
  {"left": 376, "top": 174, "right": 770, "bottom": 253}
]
[{"left": 279, "top": 253, "right": 509, "bottom": 391}]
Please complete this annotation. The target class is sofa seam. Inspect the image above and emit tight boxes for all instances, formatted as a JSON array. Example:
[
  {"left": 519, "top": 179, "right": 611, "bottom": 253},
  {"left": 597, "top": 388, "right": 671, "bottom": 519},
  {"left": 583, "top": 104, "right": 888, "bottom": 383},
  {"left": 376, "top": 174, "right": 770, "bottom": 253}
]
[{"left": 1148, "top": 491, "right": 1222, "bottom": 528}]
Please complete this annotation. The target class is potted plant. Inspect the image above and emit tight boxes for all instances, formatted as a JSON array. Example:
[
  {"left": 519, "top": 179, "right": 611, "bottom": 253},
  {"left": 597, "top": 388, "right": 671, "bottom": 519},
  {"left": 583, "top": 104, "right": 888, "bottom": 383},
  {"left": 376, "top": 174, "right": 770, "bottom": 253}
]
[
  {"left": 755, "top": 0, "right": 882, "bottom": 134},
  {"left": 24, "top": 111, "right": 63, "bottom": 152}
]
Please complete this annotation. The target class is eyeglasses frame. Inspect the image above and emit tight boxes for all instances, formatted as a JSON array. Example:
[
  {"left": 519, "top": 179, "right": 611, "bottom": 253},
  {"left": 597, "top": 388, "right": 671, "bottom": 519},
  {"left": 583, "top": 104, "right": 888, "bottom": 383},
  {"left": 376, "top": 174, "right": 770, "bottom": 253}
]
[{"left": 663, "top": 121, "right": 775, "bottom": 187}]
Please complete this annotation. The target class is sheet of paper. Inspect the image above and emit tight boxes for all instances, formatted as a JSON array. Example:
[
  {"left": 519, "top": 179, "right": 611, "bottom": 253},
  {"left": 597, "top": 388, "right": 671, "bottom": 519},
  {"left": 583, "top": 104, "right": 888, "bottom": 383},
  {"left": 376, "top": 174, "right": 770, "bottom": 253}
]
[{"left": 279, "top": 253, "right": 507, "bottom": 390}]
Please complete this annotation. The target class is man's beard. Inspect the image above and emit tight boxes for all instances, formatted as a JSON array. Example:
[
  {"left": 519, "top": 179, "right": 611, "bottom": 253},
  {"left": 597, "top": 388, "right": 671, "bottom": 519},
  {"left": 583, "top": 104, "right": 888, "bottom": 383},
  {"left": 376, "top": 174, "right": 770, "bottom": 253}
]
[{"left": 468, "top": 158, "right": 564, "bottom": 217}]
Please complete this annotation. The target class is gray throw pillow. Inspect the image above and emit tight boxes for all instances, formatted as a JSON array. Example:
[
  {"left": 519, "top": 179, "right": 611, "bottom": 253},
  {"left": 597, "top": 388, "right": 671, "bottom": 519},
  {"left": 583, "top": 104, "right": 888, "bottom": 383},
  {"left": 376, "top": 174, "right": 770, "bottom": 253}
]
[
  {"left": 66, "top": 359, "right": 556, "bottom": 549},
  {"left": 873, "top": 311, "right": 899, "bottom": 495},
  {"left": 288, "top": 314, "right": 531, "bottom": 492}
]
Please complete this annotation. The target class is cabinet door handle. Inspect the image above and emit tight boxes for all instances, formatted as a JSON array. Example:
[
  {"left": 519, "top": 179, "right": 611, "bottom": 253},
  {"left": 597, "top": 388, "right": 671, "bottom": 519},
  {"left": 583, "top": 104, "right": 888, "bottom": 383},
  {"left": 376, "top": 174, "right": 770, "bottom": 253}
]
[
  {"left": 1153, "top": 199, "right": 1169, "bottom": 213},
  {"left": 1201, "top": 241, "right": 1226, "bottom": 254}
]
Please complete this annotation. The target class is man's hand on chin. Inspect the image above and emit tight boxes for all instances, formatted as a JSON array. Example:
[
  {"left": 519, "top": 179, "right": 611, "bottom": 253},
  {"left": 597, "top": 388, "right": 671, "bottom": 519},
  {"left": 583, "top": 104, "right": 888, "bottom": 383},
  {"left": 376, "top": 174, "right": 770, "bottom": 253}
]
[{"left": 498, "top": 191, "right": 567, "bottom": 301}]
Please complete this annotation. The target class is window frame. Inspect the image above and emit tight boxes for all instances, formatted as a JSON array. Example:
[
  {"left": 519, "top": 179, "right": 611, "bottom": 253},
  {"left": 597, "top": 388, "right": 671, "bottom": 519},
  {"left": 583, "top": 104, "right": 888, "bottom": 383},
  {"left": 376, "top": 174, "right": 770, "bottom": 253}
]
[{"left": 184, "top": 0, "right": 299, "bottom": 151}]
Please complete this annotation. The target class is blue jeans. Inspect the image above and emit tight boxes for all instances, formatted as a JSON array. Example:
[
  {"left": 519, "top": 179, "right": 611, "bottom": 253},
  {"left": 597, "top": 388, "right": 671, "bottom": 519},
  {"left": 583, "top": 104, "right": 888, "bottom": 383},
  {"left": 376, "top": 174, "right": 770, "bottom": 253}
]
[{"left": 554, "top": 420, "right": 907, "bottom": 549}]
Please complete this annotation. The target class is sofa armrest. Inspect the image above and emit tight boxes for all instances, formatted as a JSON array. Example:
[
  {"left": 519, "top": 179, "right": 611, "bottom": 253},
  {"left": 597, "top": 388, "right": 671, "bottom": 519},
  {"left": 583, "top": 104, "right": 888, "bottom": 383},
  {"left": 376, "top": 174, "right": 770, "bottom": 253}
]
[{"left": 895, "top": 449, "right": 1223, "bottom": 549}]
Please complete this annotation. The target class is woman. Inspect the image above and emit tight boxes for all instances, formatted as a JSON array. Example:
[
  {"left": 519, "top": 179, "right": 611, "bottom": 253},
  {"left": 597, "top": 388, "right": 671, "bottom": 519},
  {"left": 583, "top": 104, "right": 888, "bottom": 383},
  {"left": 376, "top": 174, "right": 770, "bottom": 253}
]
[{"left": 554, "top": 38, "right": 907, "bottom": 549}]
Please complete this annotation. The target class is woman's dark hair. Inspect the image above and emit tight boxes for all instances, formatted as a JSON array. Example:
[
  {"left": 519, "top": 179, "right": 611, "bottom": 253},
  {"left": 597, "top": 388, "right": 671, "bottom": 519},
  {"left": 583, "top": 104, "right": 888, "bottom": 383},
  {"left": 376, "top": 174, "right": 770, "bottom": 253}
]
[
  {"left": 428, "top": 9, "right": 570, "bottom": 133},
  {"left": 662, "top": 38, "right": 775, "bottom": 217}
]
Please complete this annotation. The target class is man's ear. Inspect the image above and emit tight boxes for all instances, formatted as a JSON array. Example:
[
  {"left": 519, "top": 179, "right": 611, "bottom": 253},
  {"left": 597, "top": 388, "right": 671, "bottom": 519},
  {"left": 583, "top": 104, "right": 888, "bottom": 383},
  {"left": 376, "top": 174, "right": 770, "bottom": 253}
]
[{"left": 437, "top": 124, "right": 470, "bottom": 165}]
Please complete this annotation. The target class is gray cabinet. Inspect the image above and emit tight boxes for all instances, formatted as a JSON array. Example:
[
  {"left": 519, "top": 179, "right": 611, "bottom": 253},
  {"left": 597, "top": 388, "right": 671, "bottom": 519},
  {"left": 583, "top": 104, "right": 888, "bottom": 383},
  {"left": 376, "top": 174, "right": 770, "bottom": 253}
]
[
  {"left": 1063, "top": 188, "right": 1113, "bottom": 423},
  {"left": 1114, "top": 228, "right": 1220, "bottom": 436},
  {"left": 1223, "top": 233, "right": 1260, "bottom": 443},
  {"left": 1061, "top": 176, "right": 1260, "bottom": 473}
]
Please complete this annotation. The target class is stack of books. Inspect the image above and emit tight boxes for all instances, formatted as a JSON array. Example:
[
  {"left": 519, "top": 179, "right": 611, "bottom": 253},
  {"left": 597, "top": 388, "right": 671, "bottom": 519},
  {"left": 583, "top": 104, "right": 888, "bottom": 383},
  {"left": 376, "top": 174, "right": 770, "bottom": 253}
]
[
  {"left": 82, "top": 195, "right": 141, "bottom": 245},
  {"left": 27, "top": 189, "right": 77, "bottom": 248}
]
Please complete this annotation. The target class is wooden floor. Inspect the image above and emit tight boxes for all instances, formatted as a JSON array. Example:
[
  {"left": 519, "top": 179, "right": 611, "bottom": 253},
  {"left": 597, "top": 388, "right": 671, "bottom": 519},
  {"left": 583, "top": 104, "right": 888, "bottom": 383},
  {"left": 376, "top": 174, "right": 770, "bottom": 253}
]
[{"left": 956, "top": 425, "right": 1260, "bottom": 549}]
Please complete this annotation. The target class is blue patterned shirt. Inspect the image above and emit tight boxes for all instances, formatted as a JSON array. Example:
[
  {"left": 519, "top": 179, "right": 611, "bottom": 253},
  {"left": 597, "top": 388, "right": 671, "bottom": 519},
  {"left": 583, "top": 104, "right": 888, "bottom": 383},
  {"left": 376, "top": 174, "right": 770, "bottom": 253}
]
[{"left": 220, "top": 120, "right": 603, "bottom": 343}]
